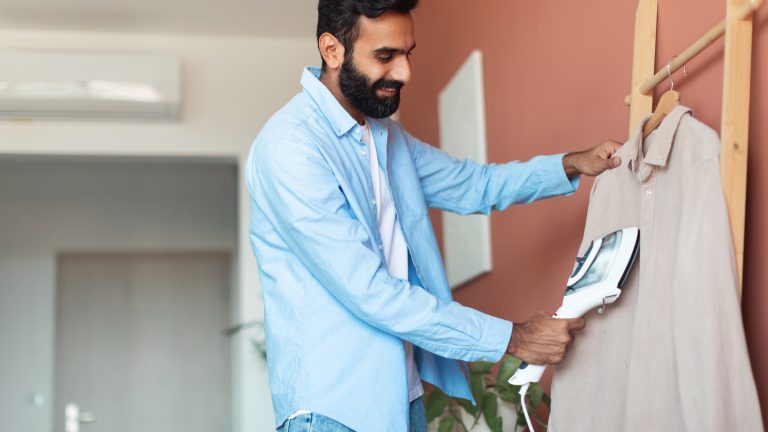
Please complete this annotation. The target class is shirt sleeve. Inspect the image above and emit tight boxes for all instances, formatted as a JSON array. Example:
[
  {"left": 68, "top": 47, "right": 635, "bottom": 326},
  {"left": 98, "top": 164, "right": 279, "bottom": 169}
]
[
  {"left": 249, "top": 137, "right": 512, "bottom": 363},
  {"left": 405, "top": 132, "right": 580, "bottom": 215}
]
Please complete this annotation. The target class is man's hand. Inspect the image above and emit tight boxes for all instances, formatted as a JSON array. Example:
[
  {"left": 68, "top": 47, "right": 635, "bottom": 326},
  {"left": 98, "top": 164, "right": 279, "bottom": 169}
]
[
  {"left": 507, "top": 312, "right": 586, "bottom": 365},
  {"left": 562, "top": 140, "right": 622, "bottom": 178}
]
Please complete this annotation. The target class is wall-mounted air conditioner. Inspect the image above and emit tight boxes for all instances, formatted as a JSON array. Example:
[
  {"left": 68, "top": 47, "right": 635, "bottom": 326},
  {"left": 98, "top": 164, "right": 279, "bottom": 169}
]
[{"left": 0, "top": 50, "right": 181, "bottom": 120}]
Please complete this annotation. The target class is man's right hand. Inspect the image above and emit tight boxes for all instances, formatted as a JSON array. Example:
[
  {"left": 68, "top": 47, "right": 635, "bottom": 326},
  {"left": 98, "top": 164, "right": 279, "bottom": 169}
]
[{"left": 506, "top": 312, "right": 586, "bottom": 365}]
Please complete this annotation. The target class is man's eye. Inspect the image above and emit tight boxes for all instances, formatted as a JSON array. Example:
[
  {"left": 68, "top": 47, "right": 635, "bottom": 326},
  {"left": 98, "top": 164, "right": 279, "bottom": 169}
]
[{"left": 377, "top": 55, "right": 393, "bottom": 62}]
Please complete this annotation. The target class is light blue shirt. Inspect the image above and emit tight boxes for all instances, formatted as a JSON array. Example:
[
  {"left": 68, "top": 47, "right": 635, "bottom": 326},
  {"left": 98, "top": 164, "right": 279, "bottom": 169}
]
[{"left": 245, "top": 67, "right": 579, "bottom": 432}]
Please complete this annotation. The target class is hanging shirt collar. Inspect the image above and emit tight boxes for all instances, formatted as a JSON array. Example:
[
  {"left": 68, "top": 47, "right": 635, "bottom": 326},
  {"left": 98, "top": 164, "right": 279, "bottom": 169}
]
[
  {"left": 300, "top": 66, "right": 358, "bottom": 137},
  {"left": 644, "top": 105, "right": 693, "bottom": 167},
  {"left": 627, "top": 105, "right": 693, "bottom": 178}
]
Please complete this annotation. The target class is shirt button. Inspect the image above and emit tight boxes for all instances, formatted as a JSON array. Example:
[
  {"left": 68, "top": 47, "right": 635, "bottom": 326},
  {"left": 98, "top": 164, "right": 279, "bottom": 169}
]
[
  {"left": 371, "top": 199, "right": 376, "bottom": 205},
  {"left": 378, "top": 245, "right": 383, "bottom": 250},
  {"left": 646, "top": 190, "right": 653, "bottom": 196},
  {"left": 360, "top": 150, "right": 367, "bottom": 157}
]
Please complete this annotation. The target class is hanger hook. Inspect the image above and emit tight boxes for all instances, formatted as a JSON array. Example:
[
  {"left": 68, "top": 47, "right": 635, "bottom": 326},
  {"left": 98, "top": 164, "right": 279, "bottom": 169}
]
[
  {"left": 674, "top": 54, "right": 689, "bottom": 78},
  {"left": 667, "top": 60, "right": 675, "bottom": 92}
]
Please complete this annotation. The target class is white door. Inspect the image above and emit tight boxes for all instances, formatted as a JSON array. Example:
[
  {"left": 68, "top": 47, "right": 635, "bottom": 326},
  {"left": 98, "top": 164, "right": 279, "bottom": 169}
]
[{"left": 54, "top": 253, "right": 231, "bottom": 432}]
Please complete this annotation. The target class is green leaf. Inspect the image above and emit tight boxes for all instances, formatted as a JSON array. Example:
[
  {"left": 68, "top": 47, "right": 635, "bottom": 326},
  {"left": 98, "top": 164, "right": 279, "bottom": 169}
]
[
  {"left": 425, "top": 389, "right": 450, "bottom": 423},
  {"left": 495, "top": 356, "right": 522, "bottom": 389},
  {"left": 252, "top": 339, "right": 267, "bottom": 360},
  {"left": 438, "top": 416, "right": 455, "bottom": 432},
  {"left": 481, "top": 393, "right": 498, "bottom": 426},
  {"left": 470, "top": 371, "right": 487, "bottom": 403},
  {"left": 222, "top": 320, "right": 262, "bottom": 336},
  {"left": 471, "top": 361, "right": 495, "bottom": 373},
  {"left": 516, "top": 406, "right": 528, "bottom": 427},
  {"left": 497, "top": 386, "right": 521, "bottom": 404},
  {"left": 455, "top": 397, "right": 478, "bottom": 416},
  {"left": 529, "top": 383, "right": 544, "bottom": 409},
  {"left": 487, "top": 416, "right": 503, "bottom": 432}
]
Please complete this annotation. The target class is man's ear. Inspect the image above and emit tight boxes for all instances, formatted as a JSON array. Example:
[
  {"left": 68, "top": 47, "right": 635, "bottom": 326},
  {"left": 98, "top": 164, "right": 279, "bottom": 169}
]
[{"left": 318, "top": 32, "right": 345, "bottom": 70}]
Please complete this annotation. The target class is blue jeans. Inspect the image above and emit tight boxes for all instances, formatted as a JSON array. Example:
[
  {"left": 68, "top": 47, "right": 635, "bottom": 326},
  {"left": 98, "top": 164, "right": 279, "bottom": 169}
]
[{"left": 277, "top": 397, "right": 427, "bottom": 432}]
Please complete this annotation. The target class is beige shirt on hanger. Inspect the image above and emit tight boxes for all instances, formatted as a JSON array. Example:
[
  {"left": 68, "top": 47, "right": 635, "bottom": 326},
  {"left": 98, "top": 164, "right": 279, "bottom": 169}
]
[{"left": 549, "top": 106, "right": 762, "bottom": 432}]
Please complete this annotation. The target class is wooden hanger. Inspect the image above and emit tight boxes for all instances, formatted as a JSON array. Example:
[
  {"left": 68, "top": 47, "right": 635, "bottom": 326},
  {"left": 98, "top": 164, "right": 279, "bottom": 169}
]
[
  {"left": 642, "top": 89, "right": 680, "bottom": 138},
  {"left": 642, "top": 61, "right": 682, "bottom": 138}
]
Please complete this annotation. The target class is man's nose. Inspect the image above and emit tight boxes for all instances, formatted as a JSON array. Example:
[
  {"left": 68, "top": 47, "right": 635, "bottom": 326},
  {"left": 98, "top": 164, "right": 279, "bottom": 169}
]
[{"left": 391, "top": 56, "right": 412, "bottom": 84}]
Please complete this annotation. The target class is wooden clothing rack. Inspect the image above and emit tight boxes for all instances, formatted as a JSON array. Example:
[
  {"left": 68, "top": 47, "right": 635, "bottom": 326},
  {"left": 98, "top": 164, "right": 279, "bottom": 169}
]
[{"left": 626, "top": 0, "right": 764, "bottom": 295}]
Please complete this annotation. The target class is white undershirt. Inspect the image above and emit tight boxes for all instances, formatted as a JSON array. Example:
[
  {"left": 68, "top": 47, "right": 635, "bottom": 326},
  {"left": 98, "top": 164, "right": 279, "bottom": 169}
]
[
  {"left": 363, "top": 122, "right": 424, "bottom": 403},
  {"left": 287, "top": 124, "right": 423, "bottom": 421}
]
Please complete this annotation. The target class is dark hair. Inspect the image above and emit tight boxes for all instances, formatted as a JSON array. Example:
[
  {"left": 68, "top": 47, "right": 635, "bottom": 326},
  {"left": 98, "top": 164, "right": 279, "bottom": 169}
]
[{"left": 317, "top": 0, "right": 418, "bottom": 69}]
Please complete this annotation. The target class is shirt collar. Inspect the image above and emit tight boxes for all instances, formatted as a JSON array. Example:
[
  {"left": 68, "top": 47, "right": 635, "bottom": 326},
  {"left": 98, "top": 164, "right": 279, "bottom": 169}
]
[
  {"left": 627, "top": 105, "right": 693, "bottom": 174},
  {"left": 300, "top": 66, "right": 358, "bottom": 137},
  {"left": 644, "top": 105, "right": 692, "bottom": 167}
]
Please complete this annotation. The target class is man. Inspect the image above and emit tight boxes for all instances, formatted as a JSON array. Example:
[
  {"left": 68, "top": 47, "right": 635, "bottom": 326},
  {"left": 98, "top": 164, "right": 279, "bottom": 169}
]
[{"left": 245, "top": 1, "right": 622, "bottom": 431}]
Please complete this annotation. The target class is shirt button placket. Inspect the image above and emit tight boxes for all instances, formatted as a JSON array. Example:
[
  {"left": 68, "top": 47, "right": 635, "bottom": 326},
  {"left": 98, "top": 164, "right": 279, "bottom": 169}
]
[{"left": 640, "top": 176, "right": 656, "bottom": 283}]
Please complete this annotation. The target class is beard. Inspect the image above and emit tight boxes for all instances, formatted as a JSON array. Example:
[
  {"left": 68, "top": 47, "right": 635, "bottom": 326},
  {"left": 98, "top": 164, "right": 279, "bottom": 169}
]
[{"left": 339, "top": 57, "right": 404, "bottom": 119}]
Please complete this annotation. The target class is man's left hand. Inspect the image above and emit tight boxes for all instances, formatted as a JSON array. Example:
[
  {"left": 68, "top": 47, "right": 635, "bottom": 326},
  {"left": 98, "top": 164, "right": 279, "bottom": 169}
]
[{"left": 562, "top": 140, "right": 622, "bottom": 178}]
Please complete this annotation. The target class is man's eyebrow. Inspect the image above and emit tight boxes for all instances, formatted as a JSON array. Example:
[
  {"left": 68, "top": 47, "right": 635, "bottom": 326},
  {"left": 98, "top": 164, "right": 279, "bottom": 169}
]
[{"left": 372, "top": 43, "right": 417, "bottom": 55}]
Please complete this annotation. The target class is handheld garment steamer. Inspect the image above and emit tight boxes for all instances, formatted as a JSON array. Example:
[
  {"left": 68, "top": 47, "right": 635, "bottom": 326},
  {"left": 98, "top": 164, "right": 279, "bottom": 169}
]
[{"left": 509, "top": 227, "right": 640, "bottom": 431}]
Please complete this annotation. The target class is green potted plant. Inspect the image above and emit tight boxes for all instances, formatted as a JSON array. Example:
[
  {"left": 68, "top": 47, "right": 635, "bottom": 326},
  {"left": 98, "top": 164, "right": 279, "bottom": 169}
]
[
  {"left": 424, "top": 356, "right": 549, "bottom": 432},
  {"left": 224, "top": 320, "right": 267, "bottom": 360}
]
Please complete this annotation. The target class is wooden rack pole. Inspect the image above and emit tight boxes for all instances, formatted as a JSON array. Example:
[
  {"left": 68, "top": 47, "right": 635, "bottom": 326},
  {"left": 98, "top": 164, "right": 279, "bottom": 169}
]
[
  {"left": 624, "top": 0, "right": 763, "bottom": 107},
  {"left": 721, "top": 0, "right": 758, "bottom": 293},
  {"left": 628, "top": 0, "right": 658, "bottom": 137}
]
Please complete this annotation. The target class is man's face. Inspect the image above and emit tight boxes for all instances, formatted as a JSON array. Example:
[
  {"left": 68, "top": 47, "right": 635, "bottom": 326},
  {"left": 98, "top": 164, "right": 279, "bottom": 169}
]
[{"left": 339, "top": 11, "right": 415, "bottom": 119}]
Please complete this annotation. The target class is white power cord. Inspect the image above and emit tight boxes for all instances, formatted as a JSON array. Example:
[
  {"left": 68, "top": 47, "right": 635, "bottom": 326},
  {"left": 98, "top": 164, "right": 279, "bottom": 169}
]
[{"left": 519, "top": 383, "right": 535, "bottom": 432}]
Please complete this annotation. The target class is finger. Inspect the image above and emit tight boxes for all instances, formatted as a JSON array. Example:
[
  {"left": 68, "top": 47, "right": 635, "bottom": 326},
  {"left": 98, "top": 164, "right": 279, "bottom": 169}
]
[
  {"left": 565, "top": 317, "right": 586, "bottom": 331},
  {"left": 606, "top": 140, "right": 622, "bottom": 152},
  {"left": 596, "top": 145, "right": 611, "bottom": 159},
  {"left": 600, "top": 156, "right": 621, "bottom": 171},
  {"left": 598, "top": 141, "right": 622, "bottom": 161}
]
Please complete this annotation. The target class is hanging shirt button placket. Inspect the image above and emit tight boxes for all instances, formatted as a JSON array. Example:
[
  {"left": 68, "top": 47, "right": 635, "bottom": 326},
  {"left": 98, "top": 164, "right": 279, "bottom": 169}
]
[
  {"left": 641, "top": 174, "right": 656, "bottom": 232},
  {"left": 639, "top": 167, "right": 656, "bottom": 285}
]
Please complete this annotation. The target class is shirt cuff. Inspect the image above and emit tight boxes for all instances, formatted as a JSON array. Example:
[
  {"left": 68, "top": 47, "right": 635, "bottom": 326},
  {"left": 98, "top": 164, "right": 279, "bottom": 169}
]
[
  {"left": 475, "top": 315, "right": 513, "bottom": 363},
  {"left": 538, "top": 153, "right": 580, "bottom": 196}
]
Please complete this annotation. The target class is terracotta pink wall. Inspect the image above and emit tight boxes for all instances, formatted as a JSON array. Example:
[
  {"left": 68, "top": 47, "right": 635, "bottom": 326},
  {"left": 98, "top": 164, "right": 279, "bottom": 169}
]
[{"left": 400, "top": 0, "right": 767, "bottom": 423}]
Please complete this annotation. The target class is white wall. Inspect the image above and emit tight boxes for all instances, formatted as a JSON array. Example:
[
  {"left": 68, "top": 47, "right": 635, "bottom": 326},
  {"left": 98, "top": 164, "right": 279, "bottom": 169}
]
[
  {"left": 0, "top": 159, "right": 238, "bottom": 432},
  {"left": 0, "top": 29, "right": 319, "bottom": 432},
  {"left": 0, "top": 30, "right": 316, "bottom": 157}
]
